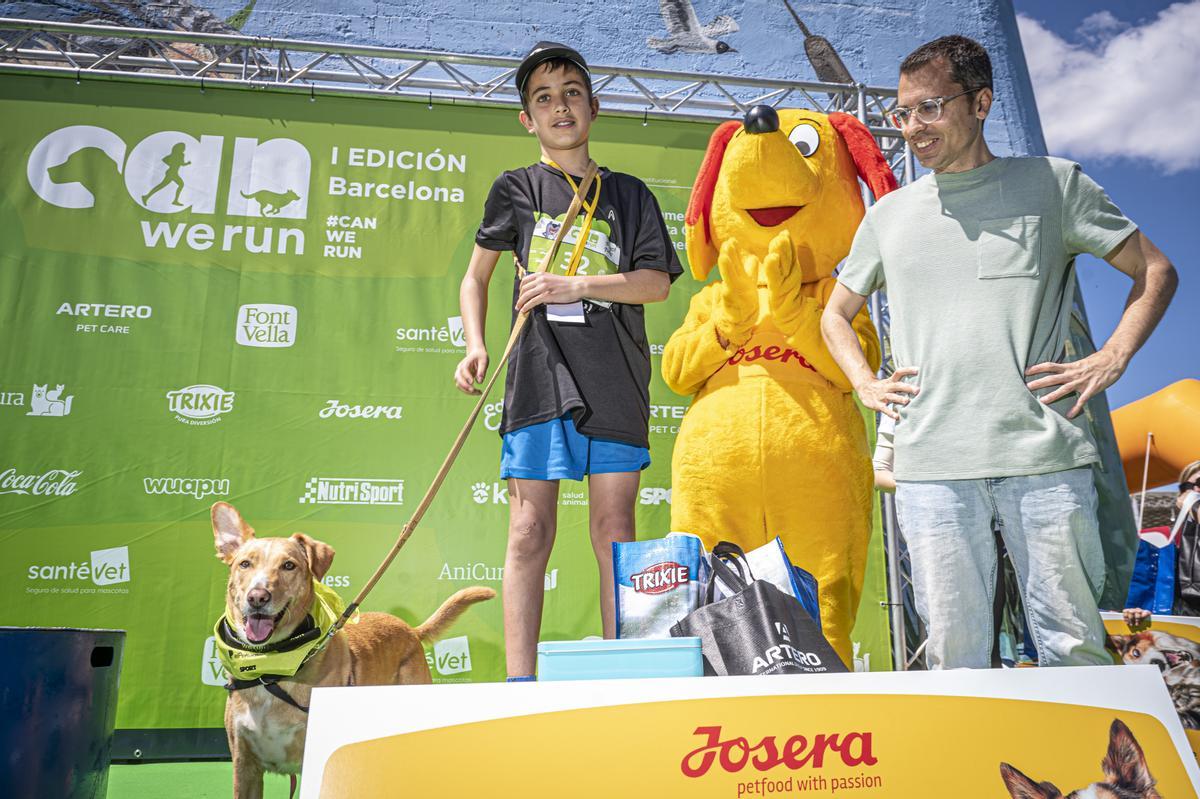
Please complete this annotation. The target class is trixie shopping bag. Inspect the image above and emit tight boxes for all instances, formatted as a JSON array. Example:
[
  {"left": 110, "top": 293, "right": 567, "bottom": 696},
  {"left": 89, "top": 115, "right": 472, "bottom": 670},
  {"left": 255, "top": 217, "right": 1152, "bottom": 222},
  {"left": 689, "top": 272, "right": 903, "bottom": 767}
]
[{"left": 614, "top": 533, "right": 708, "bottom": 639}]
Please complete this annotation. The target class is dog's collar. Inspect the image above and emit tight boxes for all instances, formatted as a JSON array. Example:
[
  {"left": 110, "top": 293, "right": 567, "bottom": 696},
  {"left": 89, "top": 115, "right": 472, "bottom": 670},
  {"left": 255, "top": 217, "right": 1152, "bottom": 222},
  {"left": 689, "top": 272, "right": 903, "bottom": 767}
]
[
  {"left": 213, "top": 580, "right": 352, "bottom": 682},
  {"left": 218, "top": 613, "right": 318, "bottom": 655}
]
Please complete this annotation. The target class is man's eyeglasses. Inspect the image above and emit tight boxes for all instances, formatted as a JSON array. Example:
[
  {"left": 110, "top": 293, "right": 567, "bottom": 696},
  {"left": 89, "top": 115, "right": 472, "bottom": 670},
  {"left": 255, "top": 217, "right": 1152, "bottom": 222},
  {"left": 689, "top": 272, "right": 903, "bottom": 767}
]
[{"left": 891, "top": 88, "right": 978, "bottom": 128}]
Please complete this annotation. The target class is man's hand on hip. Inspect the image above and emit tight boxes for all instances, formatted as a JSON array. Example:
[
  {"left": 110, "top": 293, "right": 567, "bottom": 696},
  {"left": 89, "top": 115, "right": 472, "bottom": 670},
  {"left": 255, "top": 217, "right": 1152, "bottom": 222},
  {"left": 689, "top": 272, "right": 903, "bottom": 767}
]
[
  {"left": 1025, "top": 349, "right": 1126, "bottom": 419},
  {"left": 856, "top": 367, "right": 920, "bottom": 421}
]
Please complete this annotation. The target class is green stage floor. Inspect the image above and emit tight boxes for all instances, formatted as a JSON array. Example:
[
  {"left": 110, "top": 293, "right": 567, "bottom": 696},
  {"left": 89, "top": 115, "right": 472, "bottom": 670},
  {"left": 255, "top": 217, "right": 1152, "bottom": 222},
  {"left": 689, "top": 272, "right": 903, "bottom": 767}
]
[{"left": 108, "top": 762, "right": 299, "bottom": 798}]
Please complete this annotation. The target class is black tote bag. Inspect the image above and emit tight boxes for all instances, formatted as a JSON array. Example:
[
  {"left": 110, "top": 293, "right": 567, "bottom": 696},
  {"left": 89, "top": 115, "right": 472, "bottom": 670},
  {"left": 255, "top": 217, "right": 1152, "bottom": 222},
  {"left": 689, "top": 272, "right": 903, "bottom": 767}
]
[{"left": 669, "top": 542, "right": 847, "bottom": 676}]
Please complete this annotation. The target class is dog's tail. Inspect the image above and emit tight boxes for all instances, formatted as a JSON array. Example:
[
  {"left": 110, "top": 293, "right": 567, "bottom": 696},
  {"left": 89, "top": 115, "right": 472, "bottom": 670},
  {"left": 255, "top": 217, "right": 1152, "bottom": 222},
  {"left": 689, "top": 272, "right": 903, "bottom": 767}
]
[{"left": 416, "top": 586, "right": 495, "bottom": 642}]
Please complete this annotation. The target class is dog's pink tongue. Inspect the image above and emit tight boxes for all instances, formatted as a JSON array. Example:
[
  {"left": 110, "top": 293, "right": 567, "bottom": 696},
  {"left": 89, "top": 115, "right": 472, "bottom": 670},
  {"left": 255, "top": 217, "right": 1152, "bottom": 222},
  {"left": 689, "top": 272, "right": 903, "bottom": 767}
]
[{"left": 246, "top": 615, "right": 275, "bottom": 643}]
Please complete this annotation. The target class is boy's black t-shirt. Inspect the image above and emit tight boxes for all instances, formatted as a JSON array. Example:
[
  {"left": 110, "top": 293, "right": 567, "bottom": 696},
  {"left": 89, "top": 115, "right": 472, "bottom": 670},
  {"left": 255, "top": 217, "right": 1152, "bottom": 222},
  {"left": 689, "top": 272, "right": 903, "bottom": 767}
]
[{"left": 475, "top": 162, "right": 682, "bottom": 449}]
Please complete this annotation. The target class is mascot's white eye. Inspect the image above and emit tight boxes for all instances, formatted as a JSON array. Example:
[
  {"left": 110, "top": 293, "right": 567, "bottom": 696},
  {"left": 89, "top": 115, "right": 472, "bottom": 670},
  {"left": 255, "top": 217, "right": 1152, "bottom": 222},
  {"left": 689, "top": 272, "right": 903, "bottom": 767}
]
[{"left": 788, "top": 124, "right": 821, "bottom": 157}]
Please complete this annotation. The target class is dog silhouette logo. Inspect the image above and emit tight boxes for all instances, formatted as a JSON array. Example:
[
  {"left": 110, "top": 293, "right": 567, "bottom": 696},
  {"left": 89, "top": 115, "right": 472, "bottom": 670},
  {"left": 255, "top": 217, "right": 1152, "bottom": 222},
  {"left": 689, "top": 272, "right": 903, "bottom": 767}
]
[
  {"left": 27, "top": 384, "right": 73, "bottom": 417},
  {"left": 226, "top": 137, "right": 310, "bottom": 219},
  {"left": 239, "top": 188, "right": 301, "bottom": 217}
]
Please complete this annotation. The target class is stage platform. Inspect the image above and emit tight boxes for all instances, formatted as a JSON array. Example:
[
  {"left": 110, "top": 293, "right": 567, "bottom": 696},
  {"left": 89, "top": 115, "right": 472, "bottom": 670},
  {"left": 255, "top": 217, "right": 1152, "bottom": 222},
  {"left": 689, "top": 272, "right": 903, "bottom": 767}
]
[
  {"left": 108, "top": 762, "right": 298, "bottom": 798},
  {"left": 101, "top": 667, "right": 1200, "bottom": 798}
]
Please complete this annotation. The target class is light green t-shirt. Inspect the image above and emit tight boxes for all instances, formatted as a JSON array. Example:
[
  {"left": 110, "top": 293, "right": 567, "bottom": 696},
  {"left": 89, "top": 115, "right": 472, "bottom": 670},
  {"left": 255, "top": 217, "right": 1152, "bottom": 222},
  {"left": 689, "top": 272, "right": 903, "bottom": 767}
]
[{"left": 838, "top": 156, "right": 1136, "bottom": 481}]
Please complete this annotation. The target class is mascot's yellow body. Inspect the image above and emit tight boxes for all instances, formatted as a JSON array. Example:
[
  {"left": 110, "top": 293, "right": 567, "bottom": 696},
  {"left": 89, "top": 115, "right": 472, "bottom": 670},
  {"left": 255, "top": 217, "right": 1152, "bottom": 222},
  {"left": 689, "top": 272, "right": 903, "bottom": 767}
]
[{"left": 663, "top": 108, "right": 895, "bottom": 665}]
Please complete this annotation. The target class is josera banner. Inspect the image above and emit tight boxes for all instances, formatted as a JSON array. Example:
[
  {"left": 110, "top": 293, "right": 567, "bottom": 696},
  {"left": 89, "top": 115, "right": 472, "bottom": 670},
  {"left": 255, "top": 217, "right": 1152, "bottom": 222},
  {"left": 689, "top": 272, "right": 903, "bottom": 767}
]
[
  {"left": 0, "top": 73, "right": 888, "bottom": 743},
  {"left": 1104, "top": 611, "right": 1200, "bottom": 763},
  {"left": 300, "top": 670, "right": 1200, "bottom": 797}
]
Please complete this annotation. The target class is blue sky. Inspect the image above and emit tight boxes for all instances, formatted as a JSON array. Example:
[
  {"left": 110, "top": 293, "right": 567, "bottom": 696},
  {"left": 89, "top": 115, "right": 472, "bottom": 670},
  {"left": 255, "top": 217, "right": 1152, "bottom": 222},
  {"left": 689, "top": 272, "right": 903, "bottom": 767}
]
[{"left": 1013, "top": 0, "right": 1199, "bottom": 409}]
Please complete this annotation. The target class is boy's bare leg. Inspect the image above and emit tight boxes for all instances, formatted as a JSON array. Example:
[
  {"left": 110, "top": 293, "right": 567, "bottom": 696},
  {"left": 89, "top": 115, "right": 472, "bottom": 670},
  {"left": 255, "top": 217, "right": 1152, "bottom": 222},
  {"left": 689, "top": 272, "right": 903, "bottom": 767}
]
[
  {"left": 587, "top": 471, "right": 640, "bottom": 639},
  {"left": 504, "top": 477, "right": 559, "bottom": 678}
]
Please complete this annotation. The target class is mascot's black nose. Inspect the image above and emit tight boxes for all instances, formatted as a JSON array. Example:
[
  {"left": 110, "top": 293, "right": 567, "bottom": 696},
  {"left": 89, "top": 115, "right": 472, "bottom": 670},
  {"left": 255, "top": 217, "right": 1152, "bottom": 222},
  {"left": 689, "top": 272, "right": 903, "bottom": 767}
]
[{"left": 743, "top": 105, "right": 780, "bottom": 134}]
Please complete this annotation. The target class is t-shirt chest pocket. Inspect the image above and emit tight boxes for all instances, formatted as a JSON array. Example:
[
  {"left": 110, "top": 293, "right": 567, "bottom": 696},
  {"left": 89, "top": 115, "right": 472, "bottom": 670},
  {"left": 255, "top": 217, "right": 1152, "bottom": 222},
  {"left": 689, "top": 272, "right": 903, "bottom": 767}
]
[{"left": 977, "top": 215, "right": 1042, "bottom": 279}]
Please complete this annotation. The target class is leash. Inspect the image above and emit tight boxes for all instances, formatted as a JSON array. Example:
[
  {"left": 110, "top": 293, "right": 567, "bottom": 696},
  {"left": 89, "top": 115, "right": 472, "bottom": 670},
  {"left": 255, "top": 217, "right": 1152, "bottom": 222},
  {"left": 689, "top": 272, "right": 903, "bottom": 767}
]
[
  {"left": 310, "top": 160, "right": 601, "bottom": 658},
  {"left": 220, "top": 164, "right": 595, "bottom": 799}
]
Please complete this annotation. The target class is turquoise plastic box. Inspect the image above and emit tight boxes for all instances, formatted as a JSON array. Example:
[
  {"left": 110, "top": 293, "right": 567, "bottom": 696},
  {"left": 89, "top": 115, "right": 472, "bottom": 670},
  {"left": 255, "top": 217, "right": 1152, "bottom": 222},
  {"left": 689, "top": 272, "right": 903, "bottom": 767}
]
[{"left": 536, "top": 637, "right": 703, "bottom": 681}]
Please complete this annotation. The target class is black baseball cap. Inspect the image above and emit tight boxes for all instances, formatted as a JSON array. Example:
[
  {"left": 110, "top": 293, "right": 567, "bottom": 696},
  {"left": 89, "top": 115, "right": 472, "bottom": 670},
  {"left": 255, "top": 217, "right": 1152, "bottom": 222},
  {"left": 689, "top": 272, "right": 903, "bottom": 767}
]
[{"left": 515, "top": 41, "right": 591, "bottom": 95}]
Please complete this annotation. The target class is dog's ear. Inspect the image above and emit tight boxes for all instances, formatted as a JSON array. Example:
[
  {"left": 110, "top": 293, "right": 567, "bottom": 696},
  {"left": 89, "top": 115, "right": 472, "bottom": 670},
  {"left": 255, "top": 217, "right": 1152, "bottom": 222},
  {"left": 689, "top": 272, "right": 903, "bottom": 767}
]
[
  {"left": 212, "top": 502, "right": 255, "bottom": 564},
  {"left": 683, "top": 120, "right": 740, "bottom": 281},
  {"left": 828, "top": 112, "right": 899, "bottom": 201},
  {"left": 999, "top": 763, "right": 1062, "bottom": 799},
  {"left": 291, "top": 533, "right": 335, "bottom": 581},
  {"left": 1102, "top": 718, "right": 1157, "bottom": 793},
  {"left": 1107, "top": 634, "right": 1130, "bottom": 654}
]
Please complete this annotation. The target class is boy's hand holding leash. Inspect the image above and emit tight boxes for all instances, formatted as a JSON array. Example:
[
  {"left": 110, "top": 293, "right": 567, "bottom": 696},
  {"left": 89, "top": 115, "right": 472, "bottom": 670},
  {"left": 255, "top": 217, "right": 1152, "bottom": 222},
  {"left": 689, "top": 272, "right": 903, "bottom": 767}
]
[{"left": 517, "top": 271, "right": 584, "bottom": 312}]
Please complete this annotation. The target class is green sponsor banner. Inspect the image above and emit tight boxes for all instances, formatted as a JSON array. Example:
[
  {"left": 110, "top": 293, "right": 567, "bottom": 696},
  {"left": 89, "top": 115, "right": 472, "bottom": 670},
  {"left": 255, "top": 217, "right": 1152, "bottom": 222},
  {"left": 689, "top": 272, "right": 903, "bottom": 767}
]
[{"left": 0, "top": 73, "right": 890, "bottom": 738}]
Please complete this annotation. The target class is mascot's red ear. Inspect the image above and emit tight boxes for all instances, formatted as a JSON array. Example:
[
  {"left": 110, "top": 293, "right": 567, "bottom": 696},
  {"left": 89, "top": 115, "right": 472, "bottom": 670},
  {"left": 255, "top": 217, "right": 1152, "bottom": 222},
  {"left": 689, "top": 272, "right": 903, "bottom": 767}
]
[
  {"left": 684, "top": 120, "right": 740, "bottom": 280},
  {"left": 828, "top": 112, "right": 899, "bottom": 201}
]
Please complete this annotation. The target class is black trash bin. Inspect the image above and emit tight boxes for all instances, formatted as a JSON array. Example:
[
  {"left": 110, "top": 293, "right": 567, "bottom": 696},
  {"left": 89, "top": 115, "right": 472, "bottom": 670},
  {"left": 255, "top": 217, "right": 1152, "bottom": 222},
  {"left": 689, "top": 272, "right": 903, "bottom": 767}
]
[{"left": 0, "top": 627, "right": 126, "bottom": 799}]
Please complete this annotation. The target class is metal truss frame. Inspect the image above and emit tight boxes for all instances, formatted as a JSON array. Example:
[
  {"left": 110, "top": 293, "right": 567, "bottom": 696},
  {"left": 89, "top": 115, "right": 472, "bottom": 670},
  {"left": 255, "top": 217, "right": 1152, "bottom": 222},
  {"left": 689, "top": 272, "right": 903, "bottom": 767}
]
[
  {"left": 0, "top": 15, "right": 921, "bottom": 670},
  {"left": 0, "top": 18, "right": 914, "bottom": 173}
]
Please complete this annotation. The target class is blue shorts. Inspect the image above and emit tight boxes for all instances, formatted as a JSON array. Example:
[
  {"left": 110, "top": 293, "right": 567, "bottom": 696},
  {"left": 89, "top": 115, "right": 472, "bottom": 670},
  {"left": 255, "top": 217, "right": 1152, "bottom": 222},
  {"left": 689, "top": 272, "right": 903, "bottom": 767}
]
[{"left": 500, "top": 414, "right": 650, "bottom": 482}]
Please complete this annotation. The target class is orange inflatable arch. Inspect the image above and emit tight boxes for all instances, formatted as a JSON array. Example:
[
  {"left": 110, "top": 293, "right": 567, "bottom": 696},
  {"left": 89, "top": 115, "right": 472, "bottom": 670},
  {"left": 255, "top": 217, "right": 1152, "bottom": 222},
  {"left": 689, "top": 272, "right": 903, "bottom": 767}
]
[{"left": 1112, "top": 379, "right": 1200, "bottom": 491}]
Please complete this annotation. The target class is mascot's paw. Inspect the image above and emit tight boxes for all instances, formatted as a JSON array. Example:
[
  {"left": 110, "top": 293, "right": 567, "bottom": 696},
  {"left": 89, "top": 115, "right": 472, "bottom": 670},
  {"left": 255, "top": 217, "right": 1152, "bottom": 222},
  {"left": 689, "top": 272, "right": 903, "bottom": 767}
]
[
  {"left": 766, "top": 232, "right": 820, "bottom": 336},
  {"left": 713, "top": 238, "right": 759, "bottom": 347},
  {"left": 763, "top": 229, "right": 795, "bottom": 278}
]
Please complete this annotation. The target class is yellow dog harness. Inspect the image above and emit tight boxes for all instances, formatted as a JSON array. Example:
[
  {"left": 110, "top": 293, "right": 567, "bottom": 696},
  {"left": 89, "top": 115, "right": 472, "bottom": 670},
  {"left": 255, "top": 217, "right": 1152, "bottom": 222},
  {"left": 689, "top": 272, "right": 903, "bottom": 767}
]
[{"left": 215, "top": 580, "right": 351, "bottom": 683}]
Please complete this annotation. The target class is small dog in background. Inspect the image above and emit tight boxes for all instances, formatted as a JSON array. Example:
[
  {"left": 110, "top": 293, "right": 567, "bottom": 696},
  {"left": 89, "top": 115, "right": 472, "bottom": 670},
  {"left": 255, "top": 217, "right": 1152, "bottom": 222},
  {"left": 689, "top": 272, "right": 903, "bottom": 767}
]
[
  {"left": 1162, "top": 659, "right": 1200, "bottom": 729},
  {"left": 212, "top": 501, "right": 494, "bottom": 798},
  {"left": 1109, "top": 630, "right": 1200, "bottom": 671},
  {"left": 999, "top": 718, "right": 1162, "bottom": 799}
]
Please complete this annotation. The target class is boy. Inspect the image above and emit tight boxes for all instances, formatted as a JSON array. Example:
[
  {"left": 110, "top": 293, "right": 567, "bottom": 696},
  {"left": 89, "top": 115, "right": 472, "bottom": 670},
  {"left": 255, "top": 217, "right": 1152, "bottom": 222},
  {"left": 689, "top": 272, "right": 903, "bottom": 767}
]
[{"left": 453, "top": 42, "right": 681, "bottom": 680}]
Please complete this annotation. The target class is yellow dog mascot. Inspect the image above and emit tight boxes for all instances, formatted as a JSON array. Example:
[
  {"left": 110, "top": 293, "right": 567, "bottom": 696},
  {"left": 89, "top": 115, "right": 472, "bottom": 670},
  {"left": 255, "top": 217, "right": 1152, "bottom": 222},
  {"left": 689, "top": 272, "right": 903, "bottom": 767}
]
[{"left": 663, "top": 106, "right": 896, "bottom": 665}]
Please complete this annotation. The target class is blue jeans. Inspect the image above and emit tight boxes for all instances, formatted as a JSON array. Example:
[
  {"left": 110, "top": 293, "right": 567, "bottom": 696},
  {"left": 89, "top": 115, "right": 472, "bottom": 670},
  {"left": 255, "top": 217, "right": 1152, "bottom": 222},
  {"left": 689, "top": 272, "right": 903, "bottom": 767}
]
[{"left": 895, "top": 466, "right": 1109, "bottom": 669}]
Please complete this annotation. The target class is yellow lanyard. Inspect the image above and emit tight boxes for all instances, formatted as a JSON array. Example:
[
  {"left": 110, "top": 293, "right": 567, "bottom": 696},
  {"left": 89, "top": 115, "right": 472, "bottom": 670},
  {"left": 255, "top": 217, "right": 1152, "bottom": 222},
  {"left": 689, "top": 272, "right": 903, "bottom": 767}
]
[{"left": 543, "top": 158, "right": 601, "bottom": 277}]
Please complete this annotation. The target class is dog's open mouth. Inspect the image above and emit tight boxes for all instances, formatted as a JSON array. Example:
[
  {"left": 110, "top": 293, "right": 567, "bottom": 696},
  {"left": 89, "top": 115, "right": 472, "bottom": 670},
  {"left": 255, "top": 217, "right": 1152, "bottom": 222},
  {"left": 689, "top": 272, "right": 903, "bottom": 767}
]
[
  {"left": 243, "top": 603, "right": 289, "bottom": 644},
  {"left": 746, "top": 206, "right": 803, "bottom": 227},
  {"left": 1165, "top": 649, "right": 1194, "bottom": 667}
]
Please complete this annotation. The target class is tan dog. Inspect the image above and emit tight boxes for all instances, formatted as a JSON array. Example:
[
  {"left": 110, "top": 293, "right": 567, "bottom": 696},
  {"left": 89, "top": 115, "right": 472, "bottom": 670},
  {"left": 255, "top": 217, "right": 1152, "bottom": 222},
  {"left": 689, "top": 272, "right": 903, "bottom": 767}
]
[{"left": 212, "top": 501, "right": 494, "bottom": 798}]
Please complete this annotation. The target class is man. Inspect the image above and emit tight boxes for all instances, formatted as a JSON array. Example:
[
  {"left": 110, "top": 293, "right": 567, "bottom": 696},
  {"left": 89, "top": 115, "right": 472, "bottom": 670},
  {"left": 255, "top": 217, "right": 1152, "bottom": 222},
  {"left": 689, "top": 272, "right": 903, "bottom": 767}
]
[{"left": 820, "top": 35, "right": 1177, "bottom": 669}]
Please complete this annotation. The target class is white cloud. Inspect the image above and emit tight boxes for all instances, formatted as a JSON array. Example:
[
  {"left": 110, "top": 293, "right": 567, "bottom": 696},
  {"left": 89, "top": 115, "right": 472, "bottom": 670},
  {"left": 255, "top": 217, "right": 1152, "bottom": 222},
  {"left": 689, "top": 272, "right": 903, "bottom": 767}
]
[
  {"left": 1075, "top": 11, "right": 1128, "bottom": 46},
  {"left": 1017, "top": 2, "right": 1200, "bottom": 174}
]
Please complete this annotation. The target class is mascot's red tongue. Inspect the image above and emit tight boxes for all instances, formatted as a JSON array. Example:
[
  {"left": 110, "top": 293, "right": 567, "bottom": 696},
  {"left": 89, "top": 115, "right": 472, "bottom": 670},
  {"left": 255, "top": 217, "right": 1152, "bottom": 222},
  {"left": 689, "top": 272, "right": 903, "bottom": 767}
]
[
  {"left": 245, "top": 614, "right": 275, "bottom": 643},
  {"left": 747, "top": 206, "right": 801, "bottom": 227}
]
